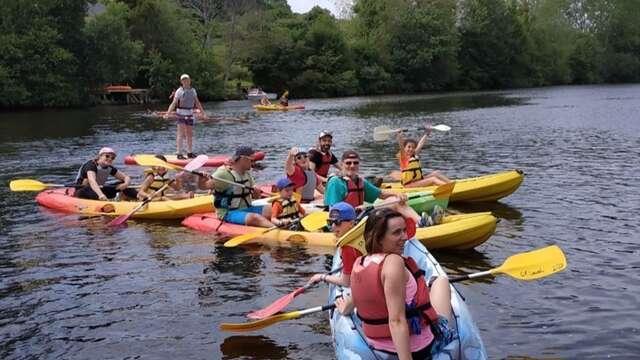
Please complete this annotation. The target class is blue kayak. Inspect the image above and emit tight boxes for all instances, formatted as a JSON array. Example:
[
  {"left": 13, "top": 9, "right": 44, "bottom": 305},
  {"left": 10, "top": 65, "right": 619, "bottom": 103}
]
[{"left": 328, "top": 239, "right": 488, "bottom": 359}]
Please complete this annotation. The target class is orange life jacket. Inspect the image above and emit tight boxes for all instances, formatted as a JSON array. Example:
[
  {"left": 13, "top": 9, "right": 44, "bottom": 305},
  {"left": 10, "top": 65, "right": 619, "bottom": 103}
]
[{"left": 351, "top": 254, "right": 439, "bottom": 339}]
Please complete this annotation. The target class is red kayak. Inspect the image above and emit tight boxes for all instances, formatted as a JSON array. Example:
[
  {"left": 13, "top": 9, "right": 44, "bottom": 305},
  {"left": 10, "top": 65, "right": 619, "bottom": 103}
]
[{"left": 124, "top": 152, "right": 266, "bottom": 167}]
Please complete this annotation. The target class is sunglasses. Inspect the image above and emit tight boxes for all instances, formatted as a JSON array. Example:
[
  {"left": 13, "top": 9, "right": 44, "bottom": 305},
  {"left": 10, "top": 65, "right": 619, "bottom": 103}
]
[
  {"left": 327, "top": 219, "right": 343, "bottom": 227},
  {"left": 295, "top": 154, "right": 308, "bottom": 160},
  {"left": 344, "top": 160, "right": 359, "bottom": 166},
  {"left": 104, "top": 154, "right": 116, "bottom": 160}
]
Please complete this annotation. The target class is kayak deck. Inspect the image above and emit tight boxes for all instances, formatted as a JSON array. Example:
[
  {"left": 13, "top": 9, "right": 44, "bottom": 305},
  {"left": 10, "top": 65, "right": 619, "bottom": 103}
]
[
  {"left": 329, "top": 239, "right": 488, "bottom": 359},
  {"left": 35, "top": 188, "right": 213, "bottom": 219},
  {"left": 181, "top": 212, "right": 496, "bottom": 250},
  {"left": 381, "top": 169, "right": 524, "bottom": 203}
]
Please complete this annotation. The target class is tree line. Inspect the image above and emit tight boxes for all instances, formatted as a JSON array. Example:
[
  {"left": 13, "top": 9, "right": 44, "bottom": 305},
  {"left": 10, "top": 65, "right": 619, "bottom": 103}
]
[{"left": 1, "top": 0, "right": 638, "bottom": 109}]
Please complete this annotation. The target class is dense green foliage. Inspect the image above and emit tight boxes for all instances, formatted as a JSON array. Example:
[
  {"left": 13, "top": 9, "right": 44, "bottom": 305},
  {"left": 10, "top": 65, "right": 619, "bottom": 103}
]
[{"left": 1, "top": 0, "right": 639, "bottom": 108}]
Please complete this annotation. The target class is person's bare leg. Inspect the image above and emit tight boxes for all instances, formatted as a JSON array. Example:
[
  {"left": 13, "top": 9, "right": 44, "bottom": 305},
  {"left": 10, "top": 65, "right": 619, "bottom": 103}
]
[
  {"left": 185, "top": 124, "right": 193, "bottom": 153},
  {"left": 246, "top": 213, "right": 273, "bottom": 227},
  {"left": 430, "top": 276, "right": 452, "bottom": 322},
  {"left": 176, "top": 123, "right": 184, "bottom": 154}
]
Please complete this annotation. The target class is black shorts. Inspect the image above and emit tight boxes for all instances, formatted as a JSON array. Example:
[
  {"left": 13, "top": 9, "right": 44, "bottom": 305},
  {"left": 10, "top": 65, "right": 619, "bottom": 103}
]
[{"left": 75, "top": 186, "right": 138, "bottom": 200}]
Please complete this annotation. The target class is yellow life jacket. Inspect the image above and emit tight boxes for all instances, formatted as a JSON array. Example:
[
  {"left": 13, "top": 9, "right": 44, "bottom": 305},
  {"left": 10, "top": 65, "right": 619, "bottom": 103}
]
[
  {"left": 144, "top": 168, "right": 171, "bottom": 195},
  {"left": 401, "top": 156, "right": 423, "bottom": 185},
  {"left": 274, "top": 198, "right": 300, "bottom": 220}
]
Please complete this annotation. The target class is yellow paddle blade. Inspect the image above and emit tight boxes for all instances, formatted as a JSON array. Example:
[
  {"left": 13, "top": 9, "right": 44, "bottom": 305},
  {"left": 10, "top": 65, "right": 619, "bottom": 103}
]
[
  {"left": 220, "top": 311, "right": 301, "bottom": 332},
  {"left": 431, "top": 182, "right": 455, "bottom": 200},
  {"left": 300, "top": 211, "right": 329, "bottom": 231},
  {"left": 133, "top": 155, "right": 183, "bottom": 171},
  {"left": 223, "top": 228, "right": 271, "bottom": 248},
  {"left": 9, "top": 179, "right": 49, "bottom": 192},
  {"left": 493, "top": 245, "right": 567, "bottom": 280},
  {"left": 336, "top": 216, "right": 368, "bottom": 255}
]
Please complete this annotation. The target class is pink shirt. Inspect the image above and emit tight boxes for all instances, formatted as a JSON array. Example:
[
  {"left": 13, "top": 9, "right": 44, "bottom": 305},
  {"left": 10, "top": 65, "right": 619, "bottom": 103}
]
[{"left": 361, "top": 254, "right": 434, "bottom": 353}]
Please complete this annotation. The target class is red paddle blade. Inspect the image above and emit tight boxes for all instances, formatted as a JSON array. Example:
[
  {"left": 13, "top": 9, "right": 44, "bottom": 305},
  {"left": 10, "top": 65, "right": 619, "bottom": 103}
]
[
  {"left": 107, "top": 214, "right": 129, "bottom": 227},
  {"left": 246, "top": 287, "right": 307, "bottom": 320}
]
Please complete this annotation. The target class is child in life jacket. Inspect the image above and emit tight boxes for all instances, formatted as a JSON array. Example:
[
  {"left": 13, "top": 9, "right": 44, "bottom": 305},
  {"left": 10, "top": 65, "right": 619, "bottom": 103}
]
[
  {"left": 397, "top": 126, "right": 451, "bottom": 187},
  {"left": 271, "top": 177, "right": 305, "bottom": 229}
]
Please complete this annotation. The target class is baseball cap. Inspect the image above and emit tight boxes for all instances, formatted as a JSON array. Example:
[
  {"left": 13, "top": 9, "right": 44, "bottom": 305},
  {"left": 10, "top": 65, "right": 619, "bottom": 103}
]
[
  {"left": 329, "top": 202, "right": 356, "bottom": 222},
  {"left": 233, "top": 146, "right": 255, "bottom": 160},
  {"left": 180, "top": 74, "right": 190, "bottom": 80},
  {"left": 341, "top": 150, "right": 360, "bottom": 161},
  {"left": 98, "top": 147, "right": 116, "bottom": 156},
  {"left": 275, "top": 177, "right": 295, "bottom": 190},
  {"left": 319, "top": 131, "right": 333, "bottom": 139}
]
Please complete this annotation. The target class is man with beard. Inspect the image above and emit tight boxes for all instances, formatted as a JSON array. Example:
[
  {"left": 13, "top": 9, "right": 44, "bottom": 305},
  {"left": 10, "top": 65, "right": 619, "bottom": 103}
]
[{"left": 308, "top": 131, "right": 341, "bottom": 182}]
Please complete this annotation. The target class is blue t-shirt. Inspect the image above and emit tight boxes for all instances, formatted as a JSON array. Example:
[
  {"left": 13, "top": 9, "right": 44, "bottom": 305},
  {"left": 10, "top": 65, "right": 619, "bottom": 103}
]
[{"left": 324, "top": 176, "right": 381, "bottom": 206}]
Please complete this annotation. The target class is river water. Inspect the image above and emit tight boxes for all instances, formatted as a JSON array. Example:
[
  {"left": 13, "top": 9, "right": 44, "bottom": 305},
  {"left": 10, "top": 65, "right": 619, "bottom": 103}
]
[{"left": 1, "top": 85, "right": 639, "bottom": 359}]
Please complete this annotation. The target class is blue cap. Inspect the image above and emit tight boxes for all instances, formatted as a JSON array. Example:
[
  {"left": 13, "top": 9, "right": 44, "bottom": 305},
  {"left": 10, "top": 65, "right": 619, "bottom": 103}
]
[
  {"left": 276, "top": 177, "right": 294, "bottom": 190},
  {"left": 329, "top": 202, "right": 356, "bottom": 221}
]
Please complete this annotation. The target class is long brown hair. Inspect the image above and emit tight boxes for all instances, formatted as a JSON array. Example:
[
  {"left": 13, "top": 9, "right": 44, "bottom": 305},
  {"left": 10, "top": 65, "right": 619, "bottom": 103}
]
[
  {"left": 364, "top": 208, "right": 405, "bottom": 254},
  {"left": 396, "top": 138, "right": 417, "bottom": 161}
]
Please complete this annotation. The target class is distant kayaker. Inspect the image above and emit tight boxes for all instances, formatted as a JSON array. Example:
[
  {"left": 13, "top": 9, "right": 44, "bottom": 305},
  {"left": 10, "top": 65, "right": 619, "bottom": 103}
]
[
  {"left": 259, "top": 96, "right": 271, "bottom": 106},
  {"left": 350, "top": 208, "right": 455, "bottom": 359},
  {"left": 308, "top": 131, "right": 341, "bottom": 181},
  {"left": 285, "top": 147, "right": 325, "bottom": 203},
  {"left": 74, "top": 147, "right": 138, "bottom": 201},
  {"left": 164, "top": 74, "right": 207, "bottom": 160},
  {"left": 397, "top": 126, "right": 451, "bottom": 187},
  {"left": 270, "top": 177, "right": 305, "bottom": 229},
  {"left": 324, "top": 150, "right": 439, "bottom": 227},
  {"left": 137, "top": 155, "right": 190, "bottom": 201},
  {"left": 203, "top": 146, "right": 273, "bottom": 227},
  {"left": 279, "top": 90, "right": 289, "bottom": 107}
]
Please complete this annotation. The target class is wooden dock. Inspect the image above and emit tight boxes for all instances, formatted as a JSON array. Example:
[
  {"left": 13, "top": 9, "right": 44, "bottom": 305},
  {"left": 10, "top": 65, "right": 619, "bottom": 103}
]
[{"left": 100, "top": 85, "right": 151, "bottom": 104}]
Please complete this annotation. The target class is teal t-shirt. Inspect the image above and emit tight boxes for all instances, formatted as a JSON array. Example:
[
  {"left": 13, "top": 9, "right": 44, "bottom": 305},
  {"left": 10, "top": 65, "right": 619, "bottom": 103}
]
[{"left": 324, "top": 176, "right": 381, "bottom": 206}]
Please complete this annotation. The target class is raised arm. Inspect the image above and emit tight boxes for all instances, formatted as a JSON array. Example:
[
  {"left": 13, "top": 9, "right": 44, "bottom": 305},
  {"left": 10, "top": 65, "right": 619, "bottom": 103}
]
[
  {"left": 285, "top": 147, "right": 297, "bottom": 176},
  {"left": 414, "top": 127, "right": 431, "bottom": 154}
]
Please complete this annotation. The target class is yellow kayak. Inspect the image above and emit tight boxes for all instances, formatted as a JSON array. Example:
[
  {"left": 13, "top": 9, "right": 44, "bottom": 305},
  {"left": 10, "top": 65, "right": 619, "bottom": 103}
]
[
  {"left": 181, "top": 212, "right": 496, "bottom": 250},
  {"left": 381, "top": 170, "right": 524, "bottom": 202},
  {"left": 253, "top": 104, "right": 305, "bottom": 111},
  {"left": 36, "top": 188, "right": 213, "bottom": 219}
]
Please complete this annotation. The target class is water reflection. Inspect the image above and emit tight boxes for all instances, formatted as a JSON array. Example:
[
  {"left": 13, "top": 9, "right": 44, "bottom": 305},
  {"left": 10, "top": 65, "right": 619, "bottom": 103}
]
[{"left": 221, "top": 335, "right": 292, "bottom": 359}]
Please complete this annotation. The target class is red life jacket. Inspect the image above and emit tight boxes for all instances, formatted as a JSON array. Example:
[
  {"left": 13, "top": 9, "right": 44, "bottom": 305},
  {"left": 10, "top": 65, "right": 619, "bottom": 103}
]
[
  {"left": 351, "top": 254, "right": 439, "bottom": 339},
  {"left": 315, "top": 151, "right": 333, "bottom": 178},
  {"left": 341, "top": 176, "right": 364, "bottom": 207}
]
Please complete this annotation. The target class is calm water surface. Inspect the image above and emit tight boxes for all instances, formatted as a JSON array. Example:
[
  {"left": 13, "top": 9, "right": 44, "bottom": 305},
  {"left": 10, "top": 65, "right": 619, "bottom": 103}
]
[{"left": 1, "top": 85, "right": 639, "bottom": 359}]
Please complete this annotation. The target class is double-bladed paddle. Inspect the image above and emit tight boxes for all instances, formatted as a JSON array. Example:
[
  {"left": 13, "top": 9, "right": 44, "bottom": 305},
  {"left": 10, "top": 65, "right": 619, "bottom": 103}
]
[
  {"left": 246, "top": 266, "right": 343, "bottom": 320},
  {"left": 107, "top": 155, "right": 209, "bottom": 227},
  {"left": 222, "top": 219, "right": 301, "bottom": 248},
  {"left": 219, "top": 245, "right": 567, "bottom": 332},
  {"left": 373, "top": 124, "right": 451, "bottom": 141}
]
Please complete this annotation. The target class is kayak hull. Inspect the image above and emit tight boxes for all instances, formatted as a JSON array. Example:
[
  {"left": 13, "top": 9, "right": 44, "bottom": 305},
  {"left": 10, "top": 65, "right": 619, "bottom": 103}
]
[
  {"left": 123, "top": 152, "right": 265, "bottom": 167},
  {"left": 35, "top": 188, "right": 213, "bottom": 219},
  {"left": 253, "top": 104, "right": 305, "bottom": 111},
  {"left": 382, "top": 170, "right": 524, "bottom": 203},
  {"left": 181, "top": 212, "right": 496, "bottom": 250},
  {"left": 329, "top": 239, "right": 488, "bottom": 359}
]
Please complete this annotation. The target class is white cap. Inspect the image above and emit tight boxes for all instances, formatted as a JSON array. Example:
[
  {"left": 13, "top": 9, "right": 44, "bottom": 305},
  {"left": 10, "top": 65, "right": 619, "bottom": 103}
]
[{"left": 180, "top": 74, "right": 190, "bottom": 80}]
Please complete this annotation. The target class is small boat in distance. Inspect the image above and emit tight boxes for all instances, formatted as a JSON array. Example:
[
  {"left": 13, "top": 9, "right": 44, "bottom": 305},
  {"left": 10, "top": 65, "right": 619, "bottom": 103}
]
[{"left": 247, "top": 88, "right": 277, "bottom": 102}]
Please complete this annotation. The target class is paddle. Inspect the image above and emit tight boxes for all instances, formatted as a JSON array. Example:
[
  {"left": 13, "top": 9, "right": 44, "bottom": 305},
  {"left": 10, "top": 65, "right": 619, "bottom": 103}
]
[
  {"left": 107, "top": 156, "right": 208, "bottom": 227},
  {"left": 219, "top": 245, "right": 567, "bottom": 332},
  {"left": 9, "top": 179, "right": 133, "bottom": 192},
  {"left": 107, "top": 180, "right": 174, "bottom": 227},
  {"left": 223, "top": 219, "right": 300, "bottom": 248},
  {"left": 301, "top": 184, "right": 453, "bottom": 232},
  {"left": 373, "top": 124, "right": 451, "bottom": 141},
  {"left": 246, "top": 267, "right": 343, "bottom": 320},
  {"left": 134, "top": 154, "right": 270, "bottom": 196}
]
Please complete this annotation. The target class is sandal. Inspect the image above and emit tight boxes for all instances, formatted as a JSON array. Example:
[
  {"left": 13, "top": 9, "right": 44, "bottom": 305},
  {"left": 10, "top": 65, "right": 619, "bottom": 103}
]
[
  {"left": 176, "top": 153, "right": 186, "bottom": 160},
  {"left": 187, "top": 152, "right": 197, "bottom": 159}
]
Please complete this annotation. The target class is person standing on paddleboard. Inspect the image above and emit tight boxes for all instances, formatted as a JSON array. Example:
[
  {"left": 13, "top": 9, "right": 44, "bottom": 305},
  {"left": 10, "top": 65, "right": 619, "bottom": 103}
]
[
  {"left": 308, "top": 131, "right": 341, "bottom": 182},
  {"left": 74, "top": 147, "right": 138, "bottom": 201},
  {"left": 164, "top": 74, "right": 207, "bottom": 160}
]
